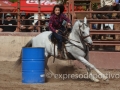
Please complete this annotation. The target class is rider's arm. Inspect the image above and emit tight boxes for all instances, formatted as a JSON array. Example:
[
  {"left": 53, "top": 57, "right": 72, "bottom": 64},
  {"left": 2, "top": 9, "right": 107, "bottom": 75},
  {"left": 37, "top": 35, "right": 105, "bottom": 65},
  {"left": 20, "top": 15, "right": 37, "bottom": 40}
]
[
  {"left": 49, "top": 15, "right": 56, "bottom": 32},
  {"left": 61, "top": 13, "right": 71, "bottom": 24}
]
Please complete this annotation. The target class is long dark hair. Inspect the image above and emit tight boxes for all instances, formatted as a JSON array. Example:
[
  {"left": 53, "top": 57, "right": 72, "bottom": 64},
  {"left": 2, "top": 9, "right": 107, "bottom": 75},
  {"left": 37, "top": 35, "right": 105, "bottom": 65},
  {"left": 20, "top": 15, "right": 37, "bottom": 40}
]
[
  {"left": 59, "top": 4, "right": 65, "bottom": 13},
  {"left": 51, "top": 4, "right": 65, "bottom": 15}
]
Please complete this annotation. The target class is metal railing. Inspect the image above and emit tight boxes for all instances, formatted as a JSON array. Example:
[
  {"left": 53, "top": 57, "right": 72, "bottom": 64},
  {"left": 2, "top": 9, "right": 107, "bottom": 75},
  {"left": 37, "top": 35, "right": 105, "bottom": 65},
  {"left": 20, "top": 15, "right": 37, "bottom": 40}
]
[
  {"left": 68, "top": 0, "right": 120, "bottom": 51},
  {"left": 0, "top": 0, "right": 120, "bottom": 51}
]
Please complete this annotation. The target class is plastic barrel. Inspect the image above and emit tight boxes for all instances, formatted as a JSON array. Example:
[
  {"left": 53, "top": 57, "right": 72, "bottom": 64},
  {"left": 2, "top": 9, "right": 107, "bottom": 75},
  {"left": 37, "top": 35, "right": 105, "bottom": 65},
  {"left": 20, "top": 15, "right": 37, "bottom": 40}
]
[{"left": 22, "top": 47, "right": 45, "bottom": 84}]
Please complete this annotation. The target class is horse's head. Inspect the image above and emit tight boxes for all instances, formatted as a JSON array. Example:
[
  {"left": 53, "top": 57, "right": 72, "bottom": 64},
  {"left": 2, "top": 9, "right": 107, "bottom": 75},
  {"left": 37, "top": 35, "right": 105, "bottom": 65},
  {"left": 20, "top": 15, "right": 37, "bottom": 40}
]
[{"left": 76, "top": 17, "right": 93, "bottom": 45}]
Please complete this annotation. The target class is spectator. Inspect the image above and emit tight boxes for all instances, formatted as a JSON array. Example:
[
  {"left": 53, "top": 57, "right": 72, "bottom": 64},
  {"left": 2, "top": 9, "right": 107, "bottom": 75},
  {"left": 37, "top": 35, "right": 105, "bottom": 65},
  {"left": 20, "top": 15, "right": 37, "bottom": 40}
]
[
  {"left": 0, "top": 13, "right": 17, "bottom": 32},
  {"left": 91, "top": 13, "right": 97, "bottom": 29},
  {"left": 101, "top": 0, "right": 115, "bottom": 7},
  {"left": 96, "top": 0, "right": 116, "bottom": 19},
  {"left": 20, "top": 12, "right": 33, "bottom": 32},
  {"left": 35, "top": 13, "right": 49, "bottom": 32}
]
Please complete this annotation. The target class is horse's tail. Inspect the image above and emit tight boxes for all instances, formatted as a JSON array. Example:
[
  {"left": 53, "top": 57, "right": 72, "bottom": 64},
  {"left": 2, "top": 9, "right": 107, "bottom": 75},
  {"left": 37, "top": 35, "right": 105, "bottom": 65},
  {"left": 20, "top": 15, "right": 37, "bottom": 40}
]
[{"left": 15, "top": 39, "right": 32, "bottom": 67}]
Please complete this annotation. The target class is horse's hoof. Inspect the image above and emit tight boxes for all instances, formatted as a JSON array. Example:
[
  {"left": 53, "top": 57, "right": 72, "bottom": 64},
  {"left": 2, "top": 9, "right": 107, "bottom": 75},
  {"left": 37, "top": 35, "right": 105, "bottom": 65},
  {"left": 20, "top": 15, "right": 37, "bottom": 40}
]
[
  {"left": 90, "top": 78, "right": 100, "bottom": 83},
  {"left": 105, "top": 79, "right": 109, "bottom": 82},
  {"left": 103, "top": 76, "right": 108, "bottom": 81},
  {"left": 89, "top": 76, "right": 100, "bottom": 83},
  {"left": 94, "top": 79, "right": 100, "bottom": 83},
  {"left": 101, "top": 79, "right": 109, "bottom": 84}
]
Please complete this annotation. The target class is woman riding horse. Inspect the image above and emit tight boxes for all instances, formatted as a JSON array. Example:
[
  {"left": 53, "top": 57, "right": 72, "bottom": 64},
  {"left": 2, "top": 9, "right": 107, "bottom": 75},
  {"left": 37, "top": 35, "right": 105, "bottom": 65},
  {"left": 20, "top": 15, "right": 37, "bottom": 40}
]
[{"left": 49, "top": 5, "right": 71, "bottom": 59}]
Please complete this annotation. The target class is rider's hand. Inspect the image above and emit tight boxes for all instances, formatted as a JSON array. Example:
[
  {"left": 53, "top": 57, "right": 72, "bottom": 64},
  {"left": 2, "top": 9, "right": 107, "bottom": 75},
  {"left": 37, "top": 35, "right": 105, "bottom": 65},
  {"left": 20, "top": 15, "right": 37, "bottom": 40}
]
[
  {"left": 68, "top": 23, "right": 71, "bottom": 26},
  {"left": 55, "top": 30, "right": 59, "bottom": 33},
  {"left": 67, "top": 23, "right": 71, "bottom": 28}
]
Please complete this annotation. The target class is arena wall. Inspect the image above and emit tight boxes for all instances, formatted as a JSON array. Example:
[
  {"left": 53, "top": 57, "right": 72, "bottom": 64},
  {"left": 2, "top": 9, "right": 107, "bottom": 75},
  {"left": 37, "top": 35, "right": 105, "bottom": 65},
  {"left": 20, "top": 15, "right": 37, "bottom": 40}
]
[{"left": 0, "top": 33, "right": 119, "bottom": 69}]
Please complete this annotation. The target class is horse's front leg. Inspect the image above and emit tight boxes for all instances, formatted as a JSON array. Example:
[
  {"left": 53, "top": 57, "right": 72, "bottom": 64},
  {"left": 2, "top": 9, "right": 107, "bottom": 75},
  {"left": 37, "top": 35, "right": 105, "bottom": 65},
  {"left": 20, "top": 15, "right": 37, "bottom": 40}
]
[
  {"left": 85, "top": 55, "right": 99, "bottom": 82},
  {"left": 77, "top": 56, "right": 108, "bottom": 81},
  {"left": 85, "top": 66, "right": 99, "bottom": 82}
]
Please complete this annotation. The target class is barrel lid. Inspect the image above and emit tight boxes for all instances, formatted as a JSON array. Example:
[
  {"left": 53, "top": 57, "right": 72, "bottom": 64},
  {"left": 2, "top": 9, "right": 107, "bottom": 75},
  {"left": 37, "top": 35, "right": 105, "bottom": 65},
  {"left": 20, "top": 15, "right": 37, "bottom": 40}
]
[{"left": 22, "top": 47, "right": 45, "bottom": 49}]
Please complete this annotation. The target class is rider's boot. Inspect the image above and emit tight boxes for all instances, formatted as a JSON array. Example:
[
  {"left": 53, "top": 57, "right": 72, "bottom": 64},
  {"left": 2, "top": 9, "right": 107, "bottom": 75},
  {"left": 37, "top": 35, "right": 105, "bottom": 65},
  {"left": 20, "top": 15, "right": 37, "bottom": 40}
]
[
  {"left": 57, "top": 50, "right": 65, "bottom": 59},
  {"left": 57, "top": 50, "right": 62, "bottom": 59}
]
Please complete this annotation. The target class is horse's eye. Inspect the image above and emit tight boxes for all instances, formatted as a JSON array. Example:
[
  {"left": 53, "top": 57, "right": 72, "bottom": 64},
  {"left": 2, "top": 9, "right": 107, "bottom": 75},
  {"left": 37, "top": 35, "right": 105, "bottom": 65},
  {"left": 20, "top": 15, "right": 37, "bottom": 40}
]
[{"left": 82, "top": 32, "right": 84, "bottom": 34}]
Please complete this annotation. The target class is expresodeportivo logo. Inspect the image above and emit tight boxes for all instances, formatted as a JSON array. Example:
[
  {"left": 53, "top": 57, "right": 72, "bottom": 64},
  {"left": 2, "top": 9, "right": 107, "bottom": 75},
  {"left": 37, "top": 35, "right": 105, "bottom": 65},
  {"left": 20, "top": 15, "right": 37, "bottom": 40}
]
[{"left": 45, "top": 72, "right": 120, "bottom": 80}]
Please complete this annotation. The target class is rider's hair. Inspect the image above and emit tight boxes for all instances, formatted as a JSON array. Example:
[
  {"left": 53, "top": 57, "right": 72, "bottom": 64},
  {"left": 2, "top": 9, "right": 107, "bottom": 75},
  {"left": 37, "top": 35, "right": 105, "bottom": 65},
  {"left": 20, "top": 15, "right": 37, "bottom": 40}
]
[
  {"left": 59, "top": 4, "right": 65, "bottom": 13},
  {"left": 51, "top": 4, "right": 65, "bottom": 15}
]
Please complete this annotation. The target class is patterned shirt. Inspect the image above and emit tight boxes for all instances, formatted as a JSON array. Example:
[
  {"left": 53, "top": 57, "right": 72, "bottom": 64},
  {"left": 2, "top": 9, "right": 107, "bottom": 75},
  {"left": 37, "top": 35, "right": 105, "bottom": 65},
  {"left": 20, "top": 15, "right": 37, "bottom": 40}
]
[
  {"left": 101, "top": 0, "right": 115, "bottom": 7},
  {"left": 49, "top": 13, "right": 71, "bottom": 32}
]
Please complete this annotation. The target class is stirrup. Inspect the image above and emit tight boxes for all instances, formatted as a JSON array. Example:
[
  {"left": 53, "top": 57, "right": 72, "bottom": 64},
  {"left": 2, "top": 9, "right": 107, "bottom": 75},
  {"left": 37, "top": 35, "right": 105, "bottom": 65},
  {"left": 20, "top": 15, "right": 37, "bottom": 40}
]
[{"left": 57, "top": 50, "right": 65, "bottom": 59}]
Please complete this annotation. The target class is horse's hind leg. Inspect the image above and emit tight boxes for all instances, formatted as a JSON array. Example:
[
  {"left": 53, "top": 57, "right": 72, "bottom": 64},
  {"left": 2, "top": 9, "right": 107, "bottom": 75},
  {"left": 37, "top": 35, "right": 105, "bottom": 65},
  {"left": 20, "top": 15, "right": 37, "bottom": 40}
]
[
  {"left": 45, "top": 55, "right": 54, "bottom": 75},
  {"left": 78, "top": 56, "right": 108, "bottom": 81}
]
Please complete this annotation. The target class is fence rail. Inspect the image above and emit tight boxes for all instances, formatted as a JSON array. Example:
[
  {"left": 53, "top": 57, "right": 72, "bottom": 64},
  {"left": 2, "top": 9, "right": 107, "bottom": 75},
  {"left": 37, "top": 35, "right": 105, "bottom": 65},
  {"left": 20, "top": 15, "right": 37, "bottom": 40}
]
[
  {"left": 0, "top": 0, "right": 120, "bottom": 51},
  {"left": 68, "top": 0, "right": 120, "bottom": 51}
]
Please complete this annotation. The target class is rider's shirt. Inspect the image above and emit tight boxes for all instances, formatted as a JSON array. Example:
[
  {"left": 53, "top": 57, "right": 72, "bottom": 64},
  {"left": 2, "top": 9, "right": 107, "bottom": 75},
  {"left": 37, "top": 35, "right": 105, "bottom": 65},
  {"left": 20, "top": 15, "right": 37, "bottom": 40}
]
[
  {"left": 49, "top": 13, "right": 71, "bottom": 32},
  {"left": 2, "top": 20, "right": 17, "bottom": 32}
]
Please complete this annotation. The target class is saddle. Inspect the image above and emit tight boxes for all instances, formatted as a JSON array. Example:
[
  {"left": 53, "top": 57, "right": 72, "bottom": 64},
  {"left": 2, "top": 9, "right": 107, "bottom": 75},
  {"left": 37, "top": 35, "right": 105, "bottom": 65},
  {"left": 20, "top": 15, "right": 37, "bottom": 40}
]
[{"left": 48, "top": 28, "right": 71, "bottom": 44}]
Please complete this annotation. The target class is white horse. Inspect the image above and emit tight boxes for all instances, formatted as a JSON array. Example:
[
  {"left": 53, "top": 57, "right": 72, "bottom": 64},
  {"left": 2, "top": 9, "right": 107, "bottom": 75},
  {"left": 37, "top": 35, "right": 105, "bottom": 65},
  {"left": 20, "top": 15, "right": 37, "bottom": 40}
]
[{"left": 16, "top": 18, "right": 108, "bottom": 82}]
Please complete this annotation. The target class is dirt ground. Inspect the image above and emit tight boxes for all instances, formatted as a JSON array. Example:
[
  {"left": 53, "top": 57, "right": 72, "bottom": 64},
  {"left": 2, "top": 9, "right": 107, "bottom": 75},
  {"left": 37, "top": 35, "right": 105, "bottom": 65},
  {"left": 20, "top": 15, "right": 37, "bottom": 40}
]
[{"left": 0, "top": 60, "right": 120, "bottom": 90}]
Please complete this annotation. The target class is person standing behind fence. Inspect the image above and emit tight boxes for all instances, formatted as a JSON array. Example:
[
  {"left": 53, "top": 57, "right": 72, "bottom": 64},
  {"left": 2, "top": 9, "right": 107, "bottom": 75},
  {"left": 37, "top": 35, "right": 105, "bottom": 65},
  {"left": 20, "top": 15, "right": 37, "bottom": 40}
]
[
  {"left": 96, "top": 0, "right": 116, "bottom": 30},
  {"left": 34, "top": 13, "right": 48, "bottom": 32},
  {"left": 96, "top": 0, "right": 116, "bottom": 19},
  {"left": 101, "top": 0, "right": 115, "bottom": 7},
  {"left": 20, "top": 12, "right": 33, "bottom": 32},
  {"left": 0, "top": 13, "right": 17, "bottom": 32},
  {"left": 49, "top": 5, "right": 71, "bottom": 59}
]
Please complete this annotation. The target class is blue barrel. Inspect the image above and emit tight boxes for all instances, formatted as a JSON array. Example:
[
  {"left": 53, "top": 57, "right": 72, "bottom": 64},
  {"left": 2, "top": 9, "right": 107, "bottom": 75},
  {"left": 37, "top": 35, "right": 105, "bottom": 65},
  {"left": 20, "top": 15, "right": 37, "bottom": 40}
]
[{"left": 22, "top": 47, "right": 45, "bottom": 84}]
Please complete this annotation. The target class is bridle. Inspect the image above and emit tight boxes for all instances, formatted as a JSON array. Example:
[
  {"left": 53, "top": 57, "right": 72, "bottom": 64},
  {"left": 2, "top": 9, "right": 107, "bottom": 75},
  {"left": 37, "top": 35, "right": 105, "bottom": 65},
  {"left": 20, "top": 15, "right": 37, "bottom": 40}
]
[
  {"left": 57, "top": 22, "right": 91, "bottom": 44},
  {"left": 79, "top": 22, "right": 91, "bottom": 41}
]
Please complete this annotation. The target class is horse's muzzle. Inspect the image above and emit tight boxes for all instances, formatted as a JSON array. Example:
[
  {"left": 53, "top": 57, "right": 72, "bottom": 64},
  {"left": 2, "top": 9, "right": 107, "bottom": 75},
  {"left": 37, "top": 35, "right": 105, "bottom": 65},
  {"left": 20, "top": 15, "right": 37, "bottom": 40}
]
[{"left": 87, "top": 43, "right": 93, "bottom": 47}]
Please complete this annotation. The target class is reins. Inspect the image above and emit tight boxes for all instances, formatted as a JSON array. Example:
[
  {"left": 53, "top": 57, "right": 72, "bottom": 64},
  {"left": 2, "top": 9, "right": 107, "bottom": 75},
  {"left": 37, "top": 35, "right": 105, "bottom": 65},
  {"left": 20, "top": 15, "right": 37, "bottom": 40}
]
[{"left": 53, "top": 22, "right": 91, "bottom": 63}]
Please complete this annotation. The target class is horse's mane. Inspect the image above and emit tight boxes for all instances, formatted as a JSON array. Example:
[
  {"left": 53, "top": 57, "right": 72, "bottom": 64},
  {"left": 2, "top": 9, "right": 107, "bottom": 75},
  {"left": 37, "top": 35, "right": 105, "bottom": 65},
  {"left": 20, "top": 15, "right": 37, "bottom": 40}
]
[{"left": 73, "top": 20, "right": 81, "bottom": 27}]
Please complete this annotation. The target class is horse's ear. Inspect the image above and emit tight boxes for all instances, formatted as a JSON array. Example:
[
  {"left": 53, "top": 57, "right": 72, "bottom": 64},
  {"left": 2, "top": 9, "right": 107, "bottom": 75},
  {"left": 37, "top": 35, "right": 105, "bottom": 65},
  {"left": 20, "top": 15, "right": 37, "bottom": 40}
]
[{"left": 84, "top": 17, "right": 87, "bottom": 24}]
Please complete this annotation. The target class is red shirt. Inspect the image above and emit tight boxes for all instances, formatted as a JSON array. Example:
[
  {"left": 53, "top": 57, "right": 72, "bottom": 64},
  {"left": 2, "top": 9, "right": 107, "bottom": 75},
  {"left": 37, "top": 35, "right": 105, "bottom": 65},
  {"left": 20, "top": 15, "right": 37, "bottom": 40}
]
[{"left": 49, "top": 13, "right": 71, "bottom": 32}]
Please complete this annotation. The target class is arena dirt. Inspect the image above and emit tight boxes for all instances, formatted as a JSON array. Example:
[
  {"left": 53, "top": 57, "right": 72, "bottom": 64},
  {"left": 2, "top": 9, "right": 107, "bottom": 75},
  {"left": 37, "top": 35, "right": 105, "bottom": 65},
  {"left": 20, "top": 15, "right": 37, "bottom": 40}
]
[{"left": 0, "top": 59, "right": 120, "bottom": 90}]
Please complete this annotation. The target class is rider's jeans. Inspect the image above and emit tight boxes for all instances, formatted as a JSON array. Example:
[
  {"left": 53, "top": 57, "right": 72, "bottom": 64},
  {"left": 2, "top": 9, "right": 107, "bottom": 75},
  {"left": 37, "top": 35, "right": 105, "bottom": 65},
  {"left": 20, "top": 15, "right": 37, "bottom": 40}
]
[{"left": 52, "top": 27, "right": 66, "bottom": 50}]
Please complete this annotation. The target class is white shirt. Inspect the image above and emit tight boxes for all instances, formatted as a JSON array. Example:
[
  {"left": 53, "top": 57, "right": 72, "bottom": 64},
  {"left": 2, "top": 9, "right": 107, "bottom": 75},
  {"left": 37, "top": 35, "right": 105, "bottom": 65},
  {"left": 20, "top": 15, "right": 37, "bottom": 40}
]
[{"left": 101, "top": 0, "right": 115, "bottom": 7}]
